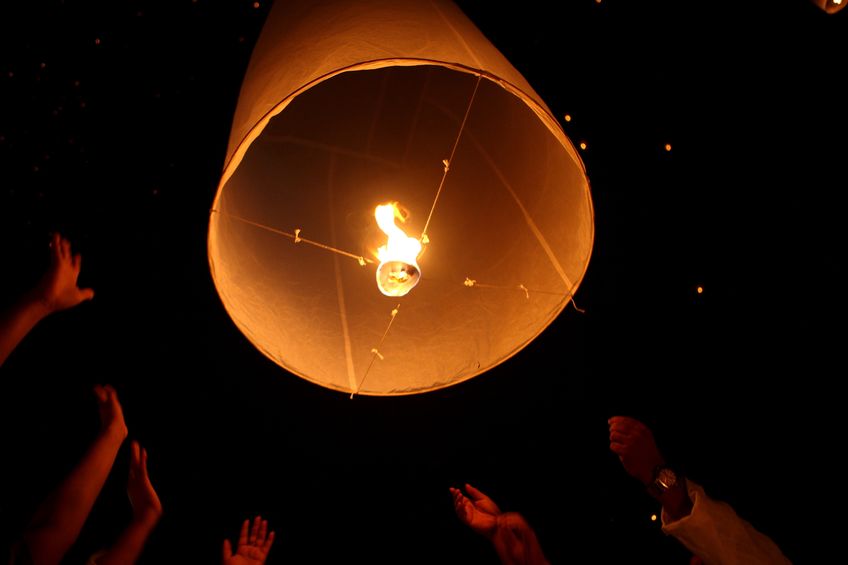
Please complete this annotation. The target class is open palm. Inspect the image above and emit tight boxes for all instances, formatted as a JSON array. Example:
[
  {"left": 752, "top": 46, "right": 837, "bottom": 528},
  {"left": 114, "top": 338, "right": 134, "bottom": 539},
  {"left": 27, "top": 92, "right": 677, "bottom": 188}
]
[
  {"left": 450, "top": 483, "right": 500, "bottom": 537},
  {"left": 223, "top": 516, "right": 275, "bottom": 565}
]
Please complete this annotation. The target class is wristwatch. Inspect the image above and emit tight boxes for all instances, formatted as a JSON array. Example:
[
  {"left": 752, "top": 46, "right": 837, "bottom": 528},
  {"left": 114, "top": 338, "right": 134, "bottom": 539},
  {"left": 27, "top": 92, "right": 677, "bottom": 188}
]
[{"left": 647, "top": 464, "right": 681, "bottom": 497}]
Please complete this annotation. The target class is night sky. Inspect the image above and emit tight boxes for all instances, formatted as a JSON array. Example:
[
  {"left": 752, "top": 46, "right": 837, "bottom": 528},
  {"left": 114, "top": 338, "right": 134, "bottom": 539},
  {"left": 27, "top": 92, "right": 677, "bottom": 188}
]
[{"left": 1, "top": 1, "right": 844, "bottom": 563}]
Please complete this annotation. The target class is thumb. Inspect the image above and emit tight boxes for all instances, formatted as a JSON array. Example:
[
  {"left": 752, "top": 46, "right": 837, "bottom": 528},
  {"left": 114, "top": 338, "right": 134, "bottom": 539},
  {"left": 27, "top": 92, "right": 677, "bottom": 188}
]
[
  {"left": 223, "top": 539, "right": 233, "bottom": 560},
  {"left": 464, "top": 483, "right": 488, "bottom": 501},
  {"left": 80, "top": 287, "right": 95, "bottom": 301},
  {"left": 130, "top": 441, "right": 141, "bottom": 468}
]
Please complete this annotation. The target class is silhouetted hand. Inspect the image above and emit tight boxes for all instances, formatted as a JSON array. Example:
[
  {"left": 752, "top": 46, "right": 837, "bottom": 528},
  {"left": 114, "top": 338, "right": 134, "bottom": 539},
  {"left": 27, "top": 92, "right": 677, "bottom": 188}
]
[
  {"left": 608, "top": 415, "right": 664, "bottom": 485},
  {"left": 88, "top": 441, "right": 162, "bottom": 565},
  {"left": 0, "top": 233, "right": 95, "bottom": 368},
  {"left": 94, "top": 384, "right": 128, "bottom": 441},
  {"left": 14, "top": 386, "right": 129, "bottom": 565},
  {"left": 223, "top": 516, "right": 275, "bottom": 565},
  {"left": 451, "top": 484, "right": 549, "bottom": 565},
  {"left": 450, "top": 483, "right": 500, "bottom": 538},
  {"left": 127, "top": 441, "right": 162, "bottom": 525},
  {"left": 493, "top": 512, "right": 547, "bottom": 565},
  {"left": 35, "top": 232, "right": 95, "bottom": 314}
]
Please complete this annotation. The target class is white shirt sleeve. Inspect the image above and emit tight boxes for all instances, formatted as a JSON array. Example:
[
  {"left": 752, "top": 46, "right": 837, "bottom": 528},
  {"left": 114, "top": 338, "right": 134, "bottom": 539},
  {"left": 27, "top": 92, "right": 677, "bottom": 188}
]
[{"left": 661, "top": 479, "right": 792, "bottom": 565}]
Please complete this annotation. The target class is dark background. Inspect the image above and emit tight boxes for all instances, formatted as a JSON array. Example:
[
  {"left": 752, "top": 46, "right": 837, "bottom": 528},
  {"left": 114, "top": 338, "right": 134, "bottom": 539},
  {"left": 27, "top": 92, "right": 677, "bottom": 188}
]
[{"left": 1, "top": 1, "right": 843, "bottom": 563}]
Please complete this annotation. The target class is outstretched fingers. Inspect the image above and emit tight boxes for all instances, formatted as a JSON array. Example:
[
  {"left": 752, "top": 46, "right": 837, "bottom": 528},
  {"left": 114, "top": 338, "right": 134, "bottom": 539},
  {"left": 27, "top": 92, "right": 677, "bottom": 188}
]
[
  {"left": 249, "top": 515, "right": 262, "bottom": 544},
  {"left": 223, "top": 538, "right": 233, "bottom": 560},
  {"left": 130, "top": 440, "right": 141, "bottom": 476},
  {"left": 257, "top": 517, "right": 267, "bottom": 544},
  {"left": 464, "top": 483, "right": 500, "bottom": 515},
  {"left": 263, "top": 529, "right": 276, "bottom": 553},
  {"left": 238, "top": 518, "right": 250, "bottom": 548},
  {"left": 463, "top": 483, "right": 488, "bottom": 503}
]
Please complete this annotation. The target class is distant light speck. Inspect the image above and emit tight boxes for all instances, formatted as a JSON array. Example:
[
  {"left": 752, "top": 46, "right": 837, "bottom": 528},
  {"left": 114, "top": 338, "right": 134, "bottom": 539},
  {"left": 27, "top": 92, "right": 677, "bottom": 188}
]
[
  {"left": 95, "top": 38, "right": 101, "bottom": 45},
  {"left": 564, "top": 114, "right": 572, "bottom": 122},
  {"left": 665, "top": 143, "right": 672, "bottom": 151},
  {"left": 579, "top": 141, "right": 587, "bottom": 150},
  {"left": 650, "top": 514, "right": 657, "bottom": 522},
  {"left": 697, "top": 286, "right": 703, "bottom": 294},
  {"left": 253, "top": 1, "right": 261, "bottom": 8},
  {"left": 40, "top": 62, "right": 46, "bottom": 69}
]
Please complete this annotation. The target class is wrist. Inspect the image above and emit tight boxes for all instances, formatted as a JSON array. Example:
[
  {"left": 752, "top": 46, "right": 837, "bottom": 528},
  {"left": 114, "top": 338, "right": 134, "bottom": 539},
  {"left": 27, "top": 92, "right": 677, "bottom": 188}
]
[
  {"left": 494, "top": 512, "right": 530, "bottom": 537},
  {"left": 132, "top": 508, "right": 162, "bottom": 528},
  {"left": 101, "top": 422, "right": 129, "bottom": 443},
  {"left": 481, "top": 517, "right": 499, "bottom": 541},
  {"left": 21, "top": 289, "right": 53, "bottom": 321},
  {"left": 645, "top": 466, "right": 693, "bottom": 521},
  {"left": 645, "top": 463, "right": 677, "bottom": 498}
]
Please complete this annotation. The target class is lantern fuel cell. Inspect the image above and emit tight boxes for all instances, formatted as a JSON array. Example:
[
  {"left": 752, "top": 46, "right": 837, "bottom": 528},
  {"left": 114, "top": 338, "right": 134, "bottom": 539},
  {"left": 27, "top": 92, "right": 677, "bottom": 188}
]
[{"left": 375, "top": 202, "right": 422, "bottom": 297}]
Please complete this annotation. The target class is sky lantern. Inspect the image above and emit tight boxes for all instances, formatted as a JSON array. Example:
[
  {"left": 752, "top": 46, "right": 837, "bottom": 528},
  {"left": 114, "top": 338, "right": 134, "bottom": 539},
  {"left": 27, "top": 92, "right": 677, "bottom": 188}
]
[
  {"left": 207, "top": 0, "right": 594, "bottom": 396},
  {"left": 809, "top": 0, "right": 846, "bottom": 14}
]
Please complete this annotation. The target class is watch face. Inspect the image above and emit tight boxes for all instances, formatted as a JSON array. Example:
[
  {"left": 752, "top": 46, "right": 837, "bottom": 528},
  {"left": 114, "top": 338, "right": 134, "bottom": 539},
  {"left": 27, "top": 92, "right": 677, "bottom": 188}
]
[{"left": 656, "top": 467, "right": 678, "bottom": 490}]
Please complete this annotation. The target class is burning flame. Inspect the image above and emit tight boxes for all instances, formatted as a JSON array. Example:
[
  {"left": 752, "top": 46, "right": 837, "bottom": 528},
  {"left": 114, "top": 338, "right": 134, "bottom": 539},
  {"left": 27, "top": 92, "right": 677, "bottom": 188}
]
[{"left": 375, "top": 202, "right": 422, "bottom": 297}]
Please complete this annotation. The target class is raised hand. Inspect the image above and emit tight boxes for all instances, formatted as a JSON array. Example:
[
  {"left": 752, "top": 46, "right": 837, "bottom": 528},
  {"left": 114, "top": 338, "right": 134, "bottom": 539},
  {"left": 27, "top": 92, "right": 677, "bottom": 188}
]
[
  {"left": 0, "top": 233, "right": 94, "bottom": 368},
  {"left": 608, "top": 415, "right": 664, "bottom": 485},
  {"left": 223, "top": 515, "right": 275, "bottom": 565},
  {"left": 94, "top": 384, "right": 128, "bottom": 441},
  {"left": 15, "top": 385, "right": 129, "bottom": 565},
  {"left": 91, "top": 440, "right": 163, "bottom": 565},
  {"left": 451, "top": 484, "right": 549, "bottom": 564},
  {"left": 127, "top": 441, "right": 162, "bottom": 525},
  {"left": 450, "top": 483, "right": 500, "bottom": 538},
  {"left": 36, "top": 232, "right": 95, "bottom": 314}
]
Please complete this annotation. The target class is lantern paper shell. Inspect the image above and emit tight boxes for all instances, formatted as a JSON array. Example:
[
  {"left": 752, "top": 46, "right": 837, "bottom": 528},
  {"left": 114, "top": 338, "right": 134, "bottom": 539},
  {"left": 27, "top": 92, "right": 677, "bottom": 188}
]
[{"left": 208, "top": 0, "right": 595, "bottom": 396}]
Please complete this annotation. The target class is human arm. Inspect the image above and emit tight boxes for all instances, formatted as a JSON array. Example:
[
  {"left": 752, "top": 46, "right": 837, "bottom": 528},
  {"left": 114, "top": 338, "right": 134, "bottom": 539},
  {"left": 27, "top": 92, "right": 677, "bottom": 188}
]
[
  {"left": 21, "top": 384, "right": 127, "bottom": 565},
  {"left": 223, "top": 516, "right": 275, "bottom": 565},
  {"left": 450, "top": 484, "right": 549, "bottom": 565},
  {"left": 450, "top": 483, "right": 500, "bottom": 537},
  {"left": 0, "top": 233, "right": 94, "bottom": 367},
  {"left": 608, "top": 416, "right": 790, "bottom": 564},
  {"left": 608, "top": 415, "right": 692, "bottom": 520},
  {"left": 661, "top": 479, "right": 792, "bottom": 565},
  {"left": 490, "top": 513, "right": 550, "bottom": 565},
  {"left": 93, "top": 441, "right": 163, "bottom": 565}
]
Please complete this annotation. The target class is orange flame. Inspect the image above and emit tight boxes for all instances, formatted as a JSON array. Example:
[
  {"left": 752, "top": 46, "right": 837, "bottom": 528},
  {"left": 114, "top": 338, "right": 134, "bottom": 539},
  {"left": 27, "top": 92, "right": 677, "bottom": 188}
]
[{"left": 375, "top": 203, "right": 422, "bottom": 297}]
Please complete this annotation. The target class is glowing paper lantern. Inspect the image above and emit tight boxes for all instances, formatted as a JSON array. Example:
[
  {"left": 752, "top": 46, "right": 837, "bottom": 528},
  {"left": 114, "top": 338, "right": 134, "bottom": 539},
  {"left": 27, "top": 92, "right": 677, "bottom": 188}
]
[
  {"left": 810, "top": 0, "right": 846, "bottom": 14},
  {"left": 208, "top": 0, "right": 594, "bottom": 396}
]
